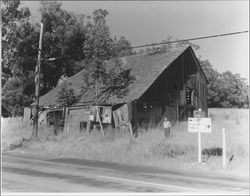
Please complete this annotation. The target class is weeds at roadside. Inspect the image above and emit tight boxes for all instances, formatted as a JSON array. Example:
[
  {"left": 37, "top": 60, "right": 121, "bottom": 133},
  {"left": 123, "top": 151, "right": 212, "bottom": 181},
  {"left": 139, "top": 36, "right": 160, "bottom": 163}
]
[{"left": 2, "top": 109, "right": 249, "bottom": 175}]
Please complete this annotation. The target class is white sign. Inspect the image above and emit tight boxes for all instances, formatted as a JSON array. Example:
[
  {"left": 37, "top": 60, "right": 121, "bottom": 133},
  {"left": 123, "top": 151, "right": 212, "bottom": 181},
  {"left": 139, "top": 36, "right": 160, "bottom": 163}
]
[
  {"left": 188, "top": 118, "right": 212, "bottom": 133},
  {"left": 89, "top": 115, "right": 94, "bottom": 121}
]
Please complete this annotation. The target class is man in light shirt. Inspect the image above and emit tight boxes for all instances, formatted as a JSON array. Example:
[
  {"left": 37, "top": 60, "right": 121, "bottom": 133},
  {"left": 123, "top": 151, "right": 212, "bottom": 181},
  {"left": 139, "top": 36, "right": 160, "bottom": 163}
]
[{"left": 163, "top": 117, "right": 171, "bottom": 138}]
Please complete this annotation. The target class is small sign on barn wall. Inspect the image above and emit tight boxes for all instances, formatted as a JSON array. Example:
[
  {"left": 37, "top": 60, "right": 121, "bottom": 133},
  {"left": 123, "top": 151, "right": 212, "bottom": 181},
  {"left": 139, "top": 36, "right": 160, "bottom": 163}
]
[{"left": 188, "top": 118, "right": 212, "bottom": 133}]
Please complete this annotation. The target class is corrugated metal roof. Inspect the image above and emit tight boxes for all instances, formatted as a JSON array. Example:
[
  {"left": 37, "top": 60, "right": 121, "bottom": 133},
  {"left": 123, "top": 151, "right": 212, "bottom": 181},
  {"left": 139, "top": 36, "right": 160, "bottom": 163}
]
[{"left": 37, "top": 46, "right": 192, "bottom": 107}]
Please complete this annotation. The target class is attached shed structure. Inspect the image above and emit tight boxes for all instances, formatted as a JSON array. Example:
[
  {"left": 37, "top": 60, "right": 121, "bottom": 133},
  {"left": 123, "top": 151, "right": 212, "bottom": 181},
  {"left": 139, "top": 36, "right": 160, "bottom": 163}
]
[{"left": 34, "top": 46, "right": 208, "bottom": 133}]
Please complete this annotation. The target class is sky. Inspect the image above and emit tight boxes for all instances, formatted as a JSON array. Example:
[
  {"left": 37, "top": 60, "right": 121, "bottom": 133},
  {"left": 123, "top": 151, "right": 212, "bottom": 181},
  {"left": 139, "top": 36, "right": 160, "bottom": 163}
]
[{"left": 22, "top": 1, "right": 249, "bottom": 82}]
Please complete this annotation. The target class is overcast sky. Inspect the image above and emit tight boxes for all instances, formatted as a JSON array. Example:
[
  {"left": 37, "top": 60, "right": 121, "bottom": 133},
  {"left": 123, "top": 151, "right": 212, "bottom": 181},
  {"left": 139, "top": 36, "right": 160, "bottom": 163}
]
[{"left": 23, "top": 1, "right": 249, "bottom": 82}]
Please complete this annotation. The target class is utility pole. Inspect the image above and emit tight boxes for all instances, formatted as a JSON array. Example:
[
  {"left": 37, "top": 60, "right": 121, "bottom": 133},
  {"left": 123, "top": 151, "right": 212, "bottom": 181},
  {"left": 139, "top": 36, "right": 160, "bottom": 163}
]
[
  {"left": 0, "top": 1, "right": 2, "bottom": 119},
  {"left": 33, "top": 23, "right": 43, "bottom": 137},
  {"left": 176, "top": 80, "right": 179, "bottom": 129}
]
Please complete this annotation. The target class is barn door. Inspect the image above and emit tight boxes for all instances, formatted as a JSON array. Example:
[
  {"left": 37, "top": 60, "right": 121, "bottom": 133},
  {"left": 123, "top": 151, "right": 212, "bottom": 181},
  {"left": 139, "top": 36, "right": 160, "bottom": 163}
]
[{"left": 69, "top": 115, "right": 80, "bottom": 133}]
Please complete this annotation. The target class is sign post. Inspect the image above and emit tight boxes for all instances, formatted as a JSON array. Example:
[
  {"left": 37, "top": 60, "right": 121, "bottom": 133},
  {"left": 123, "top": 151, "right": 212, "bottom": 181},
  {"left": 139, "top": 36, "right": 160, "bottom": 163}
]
[
  {"left": 198, "top": 132, "right": 201, "bottom": 163},
  {"left": 222, "top": 128, "right": 226, "bottom": 168},
  {"left": 188, "top": 117, "right": 212, "bottom": 163}
]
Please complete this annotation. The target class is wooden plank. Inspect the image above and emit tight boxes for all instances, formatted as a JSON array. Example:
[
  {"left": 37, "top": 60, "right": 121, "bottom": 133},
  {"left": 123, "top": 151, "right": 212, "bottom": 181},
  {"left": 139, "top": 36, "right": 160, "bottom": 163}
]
[
  {"left": 133, "top": 101, "right": 138, "bottom": 130},
  {"left": 23, "top": 107, "right": 31, "bottom": 127},
  {"left": 86, "top": 121, "right": 90, "bottom": 133},
  {"left": 128, "top": 121, "right": 133, "bottom": 136},
  {"left": 96, "top": 106, "right": 105, "bottom": 137},
  {"left": 113, "top": 111, "right": 119, "bottom": 127},
  {"left": 63, "top": 107, "right": 69, "bottom": 132}
]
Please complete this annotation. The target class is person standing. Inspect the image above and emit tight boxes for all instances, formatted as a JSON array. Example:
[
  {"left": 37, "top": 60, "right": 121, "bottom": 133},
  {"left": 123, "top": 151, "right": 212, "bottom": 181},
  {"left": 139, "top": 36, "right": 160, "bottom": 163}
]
[{"left": 163, "top": 117, "right": 171, "bottom": 138}]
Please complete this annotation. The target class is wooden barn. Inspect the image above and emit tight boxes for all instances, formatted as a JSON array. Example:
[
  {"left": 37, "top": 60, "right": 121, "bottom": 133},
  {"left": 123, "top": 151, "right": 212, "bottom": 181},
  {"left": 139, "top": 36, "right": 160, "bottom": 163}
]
[{"left": 33, "top": 46, "right": 208, "bottom": 133}]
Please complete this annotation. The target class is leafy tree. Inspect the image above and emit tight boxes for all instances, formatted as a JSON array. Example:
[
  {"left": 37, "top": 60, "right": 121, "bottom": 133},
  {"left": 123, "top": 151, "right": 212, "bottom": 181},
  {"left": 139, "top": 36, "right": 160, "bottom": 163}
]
[
  {"left": 1, "top": 0, "right": 32, "bottom": 84},
  {"left": 39, "top": 1, "right": 87, "bottom": 95},
  {"left": 2, "top": 77, "right": 31, "bottom": 116},
  {"left": 219, "top": 71, "right": 249, "bottom": 108},
  {"left": 1, "top": 0, "right": 35, "bottom": 116},
  {"left": 114, "top": 36, "right": 133, "bottom": 57},
  {"left": 2, "top": 3, "right": 134, "bottom": 116},
  {"left": 102, "top": 58, "right": 135, "bottom": 100},
  {"left": 56, "top": 81, "right": 78, "bottom": 106},
  {"left": 199, "top": 60, "right": 222, "bottom": 107},
  {"left": 82, "top": 9, "right": 134, "bottom": 104},
  {"left": 200, "top": 60, "right": 249, "bottom": 108},
  {"left": 83, "top": 9, "right": 116, "bottom": 61}
]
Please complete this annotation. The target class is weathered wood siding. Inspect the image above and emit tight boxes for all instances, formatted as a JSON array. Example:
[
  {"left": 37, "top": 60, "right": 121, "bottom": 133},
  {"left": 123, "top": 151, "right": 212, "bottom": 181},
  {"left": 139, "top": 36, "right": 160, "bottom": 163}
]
[
  {"left": 64, "top": 107, "right": 89, "bottom": 132},
  {"left": 136, "top": 50, "right": 208, "bottom": 125},
  {"left": 23, "top": 107, "right": 31, "bottom": 126}
]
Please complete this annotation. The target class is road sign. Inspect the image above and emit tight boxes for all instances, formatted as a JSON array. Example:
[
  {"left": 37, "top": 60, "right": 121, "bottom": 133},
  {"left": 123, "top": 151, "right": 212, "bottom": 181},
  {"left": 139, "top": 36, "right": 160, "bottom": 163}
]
[{"left": 188, "top": 118, "right": 212, "bottom": 133}]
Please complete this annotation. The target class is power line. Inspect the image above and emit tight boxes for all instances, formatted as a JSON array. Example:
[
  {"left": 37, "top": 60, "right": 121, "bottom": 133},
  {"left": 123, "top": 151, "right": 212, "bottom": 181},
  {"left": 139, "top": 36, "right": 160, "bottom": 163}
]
[{"left": 130, "top": 30, "right": 249, "bottom": 50}]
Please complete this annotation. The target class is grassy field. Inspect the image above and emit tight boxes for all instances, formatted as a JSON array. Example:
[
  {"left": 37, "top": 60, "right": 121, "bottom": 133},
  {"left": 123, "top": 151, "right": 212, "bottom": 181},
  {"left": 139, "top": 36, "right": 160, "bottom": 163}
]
[
  {"left": 1, "top": 108, "right": 249, "bottom": 176},
  {"left": 1, "top": 117, "right": 32, "bottom": 151}
]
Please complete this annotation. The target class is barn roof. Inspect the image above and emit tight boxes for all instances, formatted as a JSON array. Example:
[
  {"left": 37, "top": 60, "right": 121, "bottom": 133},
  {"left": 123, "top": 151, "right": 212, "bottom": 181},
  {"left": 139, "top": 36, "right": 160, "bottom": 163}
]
[{"left": 37, "top": 46, "right": 206, "bottom": 107}]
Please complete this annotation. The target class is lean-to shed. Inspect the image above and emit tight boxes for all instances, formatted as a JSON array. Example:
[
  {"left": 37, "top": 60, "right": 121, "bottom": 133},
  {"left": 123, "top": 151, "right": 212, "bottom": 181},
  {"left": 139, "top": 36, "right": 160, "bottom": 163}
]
[{"left": 34, "top": 46, "right": 208, "bottom": 133}]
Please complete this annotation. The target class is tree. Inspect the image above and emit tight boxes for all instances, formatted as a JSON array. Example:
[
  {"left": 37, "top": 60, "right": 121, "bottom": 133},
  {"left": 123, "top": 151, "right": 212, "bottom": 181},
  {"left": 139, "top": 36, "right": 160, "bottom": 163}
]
[
  {"left": 82, "top": 9, "right": 117, "bottom": 103},
  {"left": 115, "top": 36, "right": 133, "bottom": 57},
  {"left": 2, "top": 77, "right": 31, "bottom": 116},
  {"left": 1, "top": 0, "right": 32, "bottom": 84},
  {"left": 200, "top": 60, "right": 249, "bottom": 108},
  {"left": 56, "top": 81, "right": 78, "bottom": 107},
  {"left": 82, "top": 9, "right": 134, "bottom": 104},
  {"left": 219, "top": 71, "right": 249, "bottom": 108},
  {"left": 83, "top": 9, "right": 116, "bottom": 61},
  {"left": 1, "top": 0, "right": 35, "bottom": 116},
  {"left": 2, "top": 3, "right": 134, "bottom": 116},
  {"left": 200, "top": 60, "right": 222, "bottom": 107},
  {"left": 39, "top": 1, "right": 87, "bottom": 95},
  {"left": 101, "top": 58, "right": 135, "bottom": 100}
]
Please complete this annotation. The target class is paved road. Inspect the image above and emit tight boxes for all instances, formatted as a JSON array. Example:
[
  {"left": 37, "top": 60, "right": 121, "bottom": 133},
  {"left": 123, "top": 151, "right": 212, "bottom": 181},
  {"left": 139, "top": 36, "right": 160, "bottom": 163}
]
[{"left": 2, "top": 152, "right": 249, "bottom": 194}]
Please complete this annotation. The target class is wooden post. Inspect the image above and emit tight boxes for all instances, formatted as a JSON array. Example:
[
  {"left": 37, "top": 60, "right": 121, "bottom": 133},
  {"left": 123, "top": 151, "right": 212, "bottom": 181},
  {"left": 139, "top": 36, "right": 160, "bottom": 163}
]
[
  {"left": 33, "top": 22, "right": 43, "bottom": 137},
  {"left": 176, "top": 81, "right": 179, "bottom": 129},
  {"left": 128, "top": 121, "right": 133, "bottom": 136},
  {"left": 197, "top": 112, "right": 202, "bottom": 163},
  {"left": 63, "top": 107, "right": 69, "bottom": 133},
  {"left": 62, "top": 106, "right": 66, "bottom": 128},
  {"left": 198, "top": 131, "right": 201, "bottom": 163},
  {"left": 53, "top": 110, "right": 57, "bottom": 135},
  {"left": 0, "top": 1, "right": 1, "bottom": 117},
  {"left": 222, "top": 128, "right": 226, "bottom": 168},
  {"left": 86, "top": 121, "right": 90, "bottom": 133},
  {"left": 96, "top": 106, "right": 105, "bottom": 137}
]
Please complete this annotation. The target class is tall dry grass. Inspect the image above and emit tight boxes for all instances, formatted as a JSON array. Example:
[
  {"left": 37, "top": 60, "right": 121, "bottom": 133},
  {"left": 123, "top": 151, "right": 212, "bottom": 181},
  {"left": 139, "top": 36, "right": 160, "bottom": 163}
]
[
  {"left": 2, "top": 109, "right": 249, "bottom": 175},
  {"left": 1, "top": 117, "right": 32, "bottom": 151}
]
